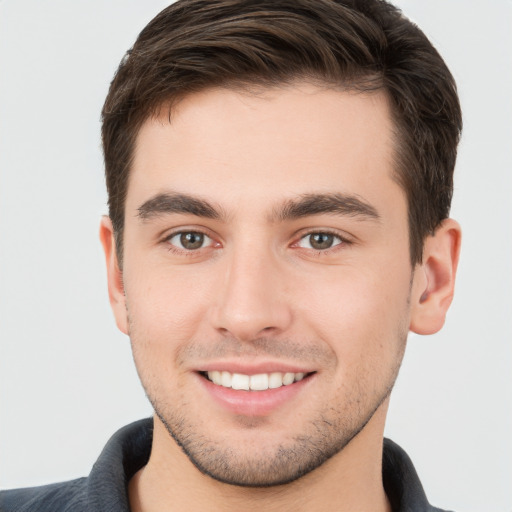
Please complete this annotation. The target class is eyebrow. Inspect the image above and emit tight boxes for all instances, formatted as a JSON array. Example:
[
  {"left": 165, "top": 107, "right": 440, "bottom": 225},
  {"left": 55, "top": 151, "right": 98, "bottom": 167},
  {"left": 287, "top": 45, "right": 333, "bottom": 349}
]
[
  {"left": 272, "top": 193, "right": 380, "bottom": 222},
  {"left": 137, "top": 192, "right": 223, "bottom": 220},
  {"left": 136, "top": 191, "right": 380, "bottom": 223}
]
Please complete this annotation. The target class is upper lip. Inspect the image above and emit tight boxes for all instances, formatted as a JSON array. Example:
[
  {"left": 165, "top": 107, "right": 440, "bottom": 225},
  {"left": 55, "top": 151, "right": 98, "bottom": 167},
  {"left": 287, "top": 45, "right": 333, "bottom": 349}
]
[{"left": 196, "top": 361, "right": 315, "bottom": 375}]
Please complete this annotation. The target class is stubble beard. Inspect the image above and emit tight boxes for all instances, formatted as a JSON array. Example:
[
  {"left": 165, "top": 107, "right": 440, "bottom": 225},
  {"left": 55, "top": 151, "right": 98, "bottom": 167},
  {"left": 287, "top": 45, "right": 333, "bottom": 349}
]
[
  {"left": 151, "top": 379, "right": 398, "bottom": 487},
  {"left": 130, "top": 331, "right": 407, "bottom": 488}
]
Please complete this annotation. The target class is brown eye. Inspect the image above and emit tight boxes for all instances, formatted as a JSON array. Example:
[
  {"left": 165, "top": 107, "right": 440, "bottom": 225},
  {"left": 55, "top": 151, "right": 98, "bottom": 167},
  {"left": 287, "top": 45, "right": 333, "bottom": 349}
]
[
  {"left": 298, "top": 232, "right": 342, "bottom": 250},
  {"left": 169, "top": 231, "right": 210, "bottom": 250}
]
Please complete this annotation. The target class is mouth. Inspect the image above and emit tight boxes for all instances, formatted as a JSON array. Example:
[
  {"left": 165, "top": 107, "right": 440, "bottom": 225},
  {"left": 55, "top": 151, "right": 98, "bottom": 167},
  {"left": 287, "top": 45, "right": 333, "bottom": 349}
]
[
  {"left": 196, "top": 368, "right": 316, "bottom": 416},
  {"left": 199, "top": 370, "right": 315, "bottom": 391}
]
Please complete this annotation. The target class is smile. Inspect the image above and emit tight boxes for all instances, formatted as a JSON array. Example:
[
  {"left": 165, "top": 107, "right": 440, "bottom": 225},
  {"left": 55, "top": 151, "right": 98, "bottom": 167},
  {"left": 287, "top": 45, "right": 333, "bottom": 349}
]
[{"left": 204, "top": 371, "right": 309, "bottom": 391}]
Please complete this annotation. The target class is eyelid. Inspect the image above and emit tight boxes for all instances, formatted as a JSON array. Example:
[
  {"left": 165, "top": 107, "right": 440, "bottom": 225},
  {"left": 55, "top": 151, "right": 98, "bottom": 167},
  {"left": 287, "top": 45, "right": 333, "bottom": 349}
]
[
  {"left": 160, "top": 225, "right": 216, "bottom": 241},
  {"left": 169, "top": 231, "right": 212, "bottom": 249},
  {"left": 161, "top": 227, "right": 221, "bottom": 252},
  {"left": 291, "top": 228, "right": 353, "bottom": 251},
  {"left": 159, "top": 226, "right": 353, "bottom": 253}
]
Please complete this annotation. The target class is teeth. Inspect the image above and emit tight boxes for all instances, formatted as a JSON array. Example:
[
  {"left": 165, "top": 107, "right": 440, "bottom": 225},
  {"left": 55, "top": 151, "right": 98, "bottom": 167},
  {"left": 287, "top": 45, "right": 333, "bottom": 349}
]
[
  {"left": 250, "top": 373, "right": 268, "bottom": 391},
  {"left": 231, "top": 373, "right": 250, "bottom": 390},
  {"left": 221, "top": 371, "right": 232, "bottom": 388},
  {"left": 210, "top": 370, "right": 222, "bottom": 385},
  {"left": 268, "top": 372, "right": 283, "bottom": 389},
  {"left": 206, "top": 371, "right": 308, "bottom": 391},
  {"left": 282, "top": 372, "right": 295, "bottom": 385}
]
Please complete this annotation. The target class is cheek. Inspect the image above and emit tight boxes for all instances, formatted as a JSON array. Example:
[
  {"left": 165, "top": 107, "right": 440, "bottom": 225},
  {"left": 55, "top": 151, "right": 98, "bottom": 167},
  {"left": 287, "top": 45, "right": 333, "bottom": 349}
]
[
  {"left": 123, "top": 263, "right": 218, "bottom": 351},
  {"left": 124, "top": 268, "right": 214, "bottom": 398},
  {"left": 294, "top": 263, "right": 411, "bottom": 367}
]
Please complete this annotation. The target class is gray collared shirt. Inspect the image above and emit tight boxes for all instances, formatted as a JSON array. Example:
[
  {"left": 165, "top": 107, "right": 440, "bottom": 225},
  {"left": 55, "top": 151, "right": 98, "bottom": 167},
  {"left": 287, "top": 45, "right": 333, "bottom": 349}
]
[{"left": 0, "top": 418, "right": 451, "bottom": 512}]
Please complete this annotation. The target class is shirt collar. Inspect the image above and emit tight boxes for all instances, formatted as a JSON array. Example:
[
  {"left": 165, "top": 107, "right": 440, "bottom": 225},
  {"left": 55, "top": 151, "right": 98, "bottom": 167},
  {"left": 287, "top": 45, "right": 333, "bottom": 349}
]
[{"left": 86, "top": 418, "right": 445, "bottom": 512}]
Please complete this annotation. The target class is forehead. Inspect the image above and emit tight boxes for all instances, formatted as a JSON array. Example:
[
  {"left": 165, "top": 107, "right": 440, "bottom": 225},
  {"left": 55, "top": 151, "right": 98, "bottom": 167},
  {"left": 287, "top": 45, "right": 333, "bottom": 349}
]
[{"left": 128, "top": 83, "right": 402, "bottom": 217}]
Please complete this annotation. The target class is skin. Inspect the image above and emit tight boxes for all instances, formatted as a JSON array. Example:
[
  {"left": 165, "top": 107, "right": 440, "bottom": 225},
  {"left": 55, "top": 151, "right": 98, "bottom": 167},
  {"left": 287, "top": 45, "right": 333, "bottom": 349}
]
[{"left": 100, "top": 83, "right": 461, "bottom": 512}]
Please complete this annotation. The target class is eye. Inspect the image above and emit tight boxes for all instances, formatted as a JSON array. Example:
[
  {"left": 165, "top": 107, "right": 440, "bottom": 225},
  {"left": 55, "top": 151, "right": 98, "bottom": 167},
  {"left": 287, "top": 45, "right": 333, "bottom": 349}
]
[
  {"left": 168, "top": 231, "right": 212, "bottom": 251},
  {"left": 297, "top": 232, "right": 343, "bottom": 250}
]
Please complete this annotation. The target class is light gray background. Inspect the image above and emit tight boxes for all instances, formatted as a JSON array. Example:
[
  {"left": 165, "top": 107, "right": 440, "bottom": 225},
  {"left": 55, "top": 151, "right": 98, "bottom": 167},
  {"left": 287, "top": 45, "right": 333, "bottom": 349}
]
[{"left": 1, "top": 1, "right": 511, "bottom": 510}]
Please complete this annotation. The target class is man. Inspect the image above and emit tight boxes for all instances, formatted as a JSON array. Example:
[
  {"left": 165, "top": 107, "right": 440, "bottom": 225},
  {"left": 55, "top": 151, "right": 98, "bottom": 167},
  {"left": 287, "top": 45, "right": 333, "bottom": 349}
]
[{"left": 0, "top": 0, "right": 462, "bottom": 510}]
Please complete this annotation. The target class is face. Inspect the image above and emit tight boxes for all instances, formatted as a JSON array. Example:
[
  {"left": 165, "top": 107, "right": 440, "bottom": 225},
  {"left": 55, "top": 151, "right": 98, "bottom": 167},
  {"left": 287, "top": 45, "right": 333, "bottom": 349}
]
[{"left": 108, "top": 84, "right": 420, "bottom": 486}]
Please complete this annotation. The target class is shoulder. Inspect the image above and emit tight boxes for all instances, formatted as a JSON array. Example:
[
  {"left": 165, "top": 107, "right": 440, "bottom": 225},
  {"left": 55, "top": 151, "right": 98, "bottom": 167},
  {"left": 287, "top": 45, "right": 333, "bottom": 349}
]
[
  {"left": 383, "top": 438, "right": 455, "bottom": 512},
  {"left": 0, "top": 478, "right": 88, "bottom": 512},
  {"left": 0, "top": 419, "right": 153, "bottom": 512}
]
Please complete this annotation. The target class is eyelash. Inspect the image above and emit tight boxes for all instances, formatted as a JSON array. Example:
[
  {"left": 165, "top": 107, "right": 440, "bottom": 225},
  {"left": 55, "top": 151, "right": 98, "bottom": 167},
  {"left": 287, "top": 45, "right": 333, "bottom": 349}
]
[
  {"left": 293, "top": 230, "right": 349, "bottom": 253},
  {"left": 162, "top": 228, "right": 351, "bottom": 257},
  {"left": 163, "top": 230, "right": 216, "bottom": 255}
]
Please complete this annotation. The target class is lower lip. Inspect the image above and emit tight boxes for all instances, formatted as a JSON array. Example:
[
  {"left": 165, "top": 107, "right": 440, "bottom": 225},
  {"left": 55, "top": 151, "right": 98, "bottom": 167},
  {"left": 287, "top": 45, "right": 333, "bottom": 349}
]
[{"left": 197, "top": 373, "right": 314, "bottom": 416}]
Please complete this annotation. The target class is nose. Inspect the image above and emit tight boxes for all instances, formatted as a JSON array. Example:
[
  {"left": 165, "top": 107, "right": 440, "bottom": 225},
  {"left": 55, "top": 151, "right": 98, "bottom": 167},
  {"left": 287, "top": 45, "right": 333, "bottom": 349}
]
[{"left": 210, "top": 244, "right": 293, "bottom": 342}]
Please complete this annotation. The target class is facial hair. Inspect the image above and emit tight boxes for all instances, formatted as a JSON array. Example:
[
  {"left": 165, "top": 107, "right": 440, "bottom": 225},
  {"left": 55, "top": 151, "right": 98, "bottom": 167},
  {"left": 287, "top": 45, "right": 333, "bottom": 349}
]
[{"left": 129, "top": 327, "right": 408, "bottom": 488}]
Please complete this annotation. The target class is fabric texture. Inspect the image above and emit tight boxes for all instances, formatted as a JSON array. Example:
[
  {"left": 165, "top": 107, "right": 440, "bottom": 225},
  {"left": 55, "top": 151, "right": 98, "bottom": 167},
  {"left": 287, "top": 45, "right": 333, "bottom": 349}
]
[{"left": 0, "top": 418, "right": 451, "bottom": 512}]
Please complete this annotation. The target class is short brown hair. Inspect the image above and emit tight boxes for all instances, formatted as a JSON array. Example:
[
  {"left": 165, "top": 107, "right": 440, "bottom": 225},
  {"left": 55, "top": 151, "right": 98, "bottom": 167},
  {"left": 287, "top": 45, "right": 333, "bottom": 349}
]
[{"left": 102, "top": 0, "right": 462, "bottom": 264}]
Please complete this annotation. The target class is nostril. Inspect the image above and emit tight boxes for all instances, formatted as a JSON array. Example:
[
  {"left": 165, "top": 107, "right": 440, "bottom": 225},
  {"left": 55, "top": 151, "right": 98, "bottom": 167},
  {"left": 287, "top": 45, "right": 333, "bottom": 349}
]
[{"left": 211, "top": 297, "right": 293, "bottom": 342}]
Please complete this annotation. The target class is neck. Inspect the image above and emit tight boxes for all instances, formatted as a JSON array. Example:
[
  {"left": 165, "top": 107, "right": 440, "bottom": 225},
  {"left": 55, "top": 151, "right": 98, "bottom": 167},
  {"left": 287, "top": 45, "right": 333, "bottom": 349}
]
[{"left": 129, "top": 405, "right": 392, "bottom": 512}]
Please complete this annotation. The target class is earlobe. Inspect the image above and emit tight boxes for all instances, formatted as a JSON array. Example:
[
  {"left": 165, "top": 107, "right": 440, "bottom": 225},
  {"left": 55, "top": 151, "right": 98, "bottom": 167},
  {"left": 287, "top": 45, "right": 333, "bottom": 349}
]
[
  {"left": 410, "top": 218, "right": 461, "bottom": 335},
  {"left": 99, "top": 217, "right": 129, "bottom": 335}
]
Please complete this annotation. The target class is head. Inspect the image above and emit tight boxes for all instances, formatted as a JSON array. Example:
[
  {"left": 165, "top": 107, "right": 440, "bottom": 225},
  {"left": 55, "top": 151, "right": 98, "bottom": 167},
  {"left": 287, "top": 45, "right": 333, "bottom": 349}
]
[
  {"left": 102, "top": 0, "right": 462, "bottom": 267},
  {"left": 100, "top": 0, "right": 462, "bottom": 489}
]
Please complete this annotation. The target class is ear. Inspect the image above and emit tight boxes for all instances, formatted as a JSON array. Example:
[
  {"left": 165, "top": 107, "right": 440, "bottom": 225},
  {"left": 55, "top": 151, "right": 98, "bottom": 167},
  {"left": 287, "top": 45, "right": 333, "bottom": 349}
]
[
  {"left": 410, "top": 218, "right": 461, "bottom": 335},
  {"left": 99, "top": 217, "right": 128, "bottom": 335}
]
